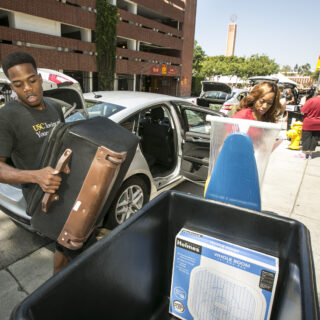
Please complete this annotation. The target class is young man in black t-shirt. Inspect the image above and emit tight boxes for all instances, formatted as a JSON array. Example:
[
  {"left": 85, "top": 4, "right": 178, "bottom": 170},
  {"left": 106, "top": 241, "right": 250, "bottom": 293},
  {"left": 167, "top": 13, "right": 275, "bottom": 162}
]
[{"left": 0, "top": 51, "right": 68, "bottom": 273}]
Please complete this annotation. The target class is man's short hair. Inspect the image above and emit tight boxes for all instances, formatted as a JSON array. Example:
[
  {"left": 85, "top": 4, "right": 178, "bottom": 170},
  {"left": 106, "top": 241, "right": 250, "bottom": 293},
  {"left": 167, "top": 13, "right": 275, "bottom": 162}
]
[{"left": 2, "top": 51, "right": 37, "bottom": 78}]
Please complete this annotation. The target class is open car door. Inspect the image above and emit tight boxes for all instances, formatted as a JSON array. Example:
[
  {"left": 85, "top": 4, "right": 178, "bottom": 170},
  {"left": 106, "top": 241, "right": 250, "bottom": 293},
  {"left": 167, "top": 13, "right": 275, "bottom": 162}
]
[{"left": 176, "top": 103, "right": 225, "bottom": 183}]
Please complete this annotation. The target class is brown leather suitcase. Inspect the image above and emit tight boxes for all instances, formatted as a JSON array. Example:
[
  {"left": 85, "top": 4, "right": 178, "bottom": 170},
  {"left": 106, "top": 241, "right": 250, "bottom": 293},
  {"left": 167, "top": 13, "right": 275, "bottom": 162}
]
[{"left": 26, "top": 116, "right": 139, "bottom": 248}]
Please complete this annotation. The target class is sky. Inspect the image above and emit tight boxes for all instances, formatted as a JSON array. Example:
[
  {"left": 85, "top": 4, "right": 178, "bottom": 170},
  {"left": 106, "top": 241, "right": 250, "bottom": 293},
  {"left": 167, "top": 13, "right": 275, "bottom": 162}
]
[{"left": 194, "top": 0, "right": 319, "bottom": 70}]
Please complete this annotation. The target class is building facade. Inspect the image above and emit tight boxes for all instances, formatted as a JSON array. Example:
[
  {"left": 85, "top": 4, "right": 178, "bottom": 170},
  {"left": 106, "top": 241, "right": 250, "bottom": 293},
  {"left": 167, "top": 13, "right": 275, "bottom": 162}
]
[{"left": 0, "top": 0, "right": 197, "bottom": 96}]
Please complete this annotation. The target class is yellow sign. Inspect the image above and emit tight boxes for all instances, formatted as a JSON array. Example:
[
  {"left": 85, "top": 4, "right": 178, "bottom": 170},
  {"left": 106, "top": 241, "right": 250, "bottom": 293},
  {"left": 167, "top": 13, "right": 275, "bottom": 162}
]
[
  {"left": 316, "top": 56, "right": 320, "bottom": 71},
  {"left": 161, "top": 64, "right": 167, "bottom": 75}
]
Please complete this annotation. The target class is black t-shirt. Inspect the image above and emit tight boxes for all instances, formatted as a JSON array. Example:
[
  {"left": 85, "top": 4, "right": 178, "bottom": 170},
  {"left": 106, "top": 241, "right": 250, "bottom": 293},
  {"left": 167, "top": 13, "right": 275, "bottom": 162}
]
[
  {"left": 0, "top": 97, "right": 64, "bottom": 170},
  {"left": 286, "top": 94, "right": 294, "bottom": 103}
]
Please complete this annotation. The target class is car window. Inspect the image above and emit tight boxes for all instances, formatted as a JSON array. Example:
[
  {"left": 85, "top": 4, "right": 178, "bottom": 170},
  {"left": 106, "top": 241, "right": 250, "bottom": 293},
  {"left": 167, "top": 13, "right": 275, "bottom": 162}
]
[
  {"left": 184, "top": 109, "right": 211, "bottom": 134},
  {"left": 219, "top": 92, "right": 228, "bottom": 99},
  {"left": 238, "top": 93, "right": 247, "bottom": 101},
  {"left": 85, "top": 100, "right": 125, "bottom": 118},
  {"left": 120, "top": 114, "right": 139, "bottom": 133},
  {"left": 205, "top": 92, "right": 218, "bottom": 99}
]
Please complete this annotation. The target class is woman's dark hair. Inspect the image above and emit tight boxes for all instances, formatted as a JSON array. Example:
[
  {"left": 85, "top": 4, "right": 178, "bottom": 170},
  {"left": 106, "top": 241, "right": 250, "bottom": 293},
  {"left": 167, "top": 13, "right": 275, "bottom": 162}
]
[
  {"left": 2, "top": 51, "right": 37, "bottom": 78},
  {"left": 238, "top": 81, "right": 282, "bottom": 122}
]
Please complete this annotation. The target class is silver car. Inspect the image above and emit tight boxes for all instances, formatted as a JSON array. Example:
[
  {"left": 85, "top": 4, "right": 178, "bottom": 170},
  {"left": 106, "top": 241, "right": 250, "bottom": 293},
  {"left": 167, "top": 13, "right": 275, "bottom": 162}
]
[
  {"left": 220, "top": 89, "right": 249, "bottom": 117},
  {"left": 0, "top": 90, "right": 222, "bottom": 231}
]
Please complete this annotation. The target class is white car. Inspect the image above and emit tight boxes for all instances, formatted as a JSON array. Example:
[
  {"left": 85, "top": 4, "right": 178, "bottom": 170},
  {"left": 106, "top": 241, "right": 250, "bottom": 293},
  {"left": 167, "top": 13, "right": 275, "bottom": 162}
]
[
  {"left": 220, "top": 89, "right": 249, "bottom": 117},
  {"left": 182, "top": 96, "right": 198, "bottom": 104},
  {"left": 0, "top": 90, "right": 223, "bottom": 230}
]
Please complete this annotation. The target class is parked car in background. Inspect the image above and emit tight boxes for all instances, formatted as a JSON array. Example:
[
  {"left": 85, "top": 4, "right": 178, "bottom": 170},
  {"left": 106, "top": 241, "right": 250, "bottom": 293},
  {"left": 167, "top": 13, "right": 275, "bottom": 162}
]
[
  {"left": 0, "top": 67, "right": 83, "bottom": 102},
  {"left": 196, "top": 81, "right": 232, "bottom": 111},
  {"left": 248, "top": 75, "right": 300, "bottom": 105},
  {"left": 219, "top": 88, "right": 249, "bottom": 117},
  {"left": 278, "top": 82, "right": 300, "bottom": 105},
  {"left": 0, "top": 90, "right": 223, "bottom": 231},
  {"left": 248, "top": 76, "right": 279, "bottom": 86},
  {"left": 182, "top": 96, "right": 197, "bottom": 105}
]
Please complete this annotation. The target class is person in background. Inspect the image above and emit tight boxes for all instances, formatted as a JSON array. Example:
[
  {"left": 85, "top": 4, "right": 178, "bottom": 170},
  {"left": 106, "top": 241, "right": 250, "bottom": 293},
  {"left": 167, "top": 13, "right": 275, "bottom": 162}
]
[
  {"left": 285, "top": 88, "right": 295, "bottom": 105},
  {"left": 232, "top": 81, "right": 282, "bottom": 122},
  {"left": 300, "top": 85, "right": 320, "bottom": 159}
]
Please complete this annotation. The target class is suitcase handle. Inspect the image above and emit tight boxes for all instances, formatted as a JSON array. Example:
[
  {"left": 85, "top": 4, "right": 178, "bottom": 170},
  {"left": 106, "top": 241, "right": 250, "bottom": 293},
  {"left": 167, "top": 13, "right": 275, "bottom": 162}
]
[{"left": 42, "top": 149, "right": 72, "bottom": 213}]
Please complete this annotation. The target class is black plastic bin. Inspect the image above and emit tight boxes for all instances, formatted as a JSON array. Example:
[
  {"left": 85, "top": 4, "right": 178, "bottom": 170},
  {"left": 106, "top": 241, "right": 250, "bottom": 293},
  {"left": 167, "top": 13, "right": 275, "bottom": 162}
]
[{"left": 11, "top": 191, "right": 319, "bottom": 320}]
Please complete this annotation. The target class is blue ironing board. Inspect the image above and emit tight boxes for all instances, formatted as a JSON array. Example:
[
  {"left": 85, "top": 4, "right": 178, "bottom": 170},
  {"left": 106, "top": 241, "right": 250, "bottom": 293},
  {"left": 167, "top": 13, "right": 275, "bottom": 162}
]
[{"left": 205, "top": 133, "right": 261, "bottom": 211}]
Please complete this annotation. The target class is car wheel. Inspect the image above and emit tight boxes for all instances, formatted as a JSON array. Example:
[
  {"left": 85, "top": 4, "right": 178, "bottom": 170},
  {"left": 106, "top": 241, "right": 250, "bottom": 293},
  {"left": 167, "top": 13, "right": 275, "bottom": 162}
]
[{"left": 106, "top": 176, "right": 149, "bottom": 228}]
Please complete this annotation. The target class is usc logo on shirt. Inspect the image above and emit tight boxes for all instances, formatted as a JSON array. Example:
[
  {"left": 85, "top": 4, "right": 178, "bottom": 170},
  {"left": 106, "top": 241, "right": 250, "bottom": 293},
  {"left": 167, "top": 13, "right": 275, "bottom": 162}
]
[{"left": 32, "top": 123, "right": 45, "bottom": 132}]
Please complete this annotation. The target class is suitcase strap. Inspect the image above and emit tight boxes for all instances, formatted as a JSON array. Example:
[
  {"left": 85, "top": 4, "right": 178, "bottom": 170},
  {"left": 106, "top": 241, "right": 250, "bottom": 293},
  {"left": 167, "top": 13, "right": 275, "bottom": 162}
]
[
  {"left": 57, "top": 146, "right": 127, "bottom": 250},
  {"left": 41, "top": 149, "right": 73, "bottom": 213}
]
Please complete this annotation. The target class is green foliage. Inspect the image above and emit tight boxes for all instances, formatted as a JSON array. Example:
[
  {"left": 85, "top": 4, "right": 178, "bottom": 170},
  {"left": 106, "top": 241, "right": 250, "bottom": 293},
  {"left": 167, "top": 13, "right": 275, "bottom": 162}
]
[
  {"left": 297, "top": 63, "right": 312, "bottom": 76},
  {"left": 281, "top": 65, "right": 292, "bottom": 74},
  {"left": 192, "top": 41, "right": 206, "bottom": 76},
  {"left": 95, "top": 1, "right": 118, "bottom": 90},
  {"left": 192, "top": 40, "right": 315, "bottom": 85},
  {"left": 244, "top": 54, "right": 280, "bottom": 77},
  {"left": 197, "top": 54, "right": 279, "bottom": 79},
  {"left": 311, "top": 70, "right": 320, "bottom": 81},
  {"left": 191, "top": 75, "right": 204, "bottom": 96}
]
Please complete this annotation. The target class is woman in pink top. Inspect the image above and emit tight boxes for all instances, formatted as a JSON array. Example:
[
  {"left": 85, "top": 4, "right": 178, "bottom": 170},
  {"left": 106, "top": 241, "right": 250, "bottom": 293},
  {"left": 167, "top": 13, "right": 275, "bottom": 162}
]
[
  {"left": 232, "top": 82, "right": 282, "bottom": 123},
  {"left": 300, "top": 86, "right": 320, "bottom": 159}
]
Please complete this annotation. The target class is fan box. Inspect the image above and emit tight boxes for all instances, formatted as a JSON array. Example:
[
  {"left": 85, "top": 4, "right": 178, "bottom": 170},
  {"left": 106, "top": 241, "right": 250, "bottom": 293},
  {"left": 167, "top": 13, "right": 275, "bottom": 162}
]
[{"left": 169, "top": 228, "right": 279, "bottom": 320}]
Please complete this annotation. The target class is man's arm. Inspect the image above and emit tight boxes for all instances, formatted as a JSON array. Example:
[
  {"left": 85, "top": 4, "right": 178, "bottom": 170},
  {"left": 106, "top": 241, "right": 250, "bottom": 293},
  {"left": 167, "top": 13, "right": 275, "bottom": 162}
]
[{"left": 0, "top": 158, "right": 62, "bottom": 193}]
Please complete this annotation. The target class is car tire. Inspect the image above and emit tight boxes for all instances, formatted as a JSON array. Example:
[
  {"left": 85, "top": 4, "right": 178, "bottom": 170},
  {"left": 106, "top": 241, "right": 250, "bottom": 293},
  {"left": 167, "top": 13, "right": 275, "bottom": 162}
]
[{"left": 106, "top": 176, "right": 149, "bottom": 229}]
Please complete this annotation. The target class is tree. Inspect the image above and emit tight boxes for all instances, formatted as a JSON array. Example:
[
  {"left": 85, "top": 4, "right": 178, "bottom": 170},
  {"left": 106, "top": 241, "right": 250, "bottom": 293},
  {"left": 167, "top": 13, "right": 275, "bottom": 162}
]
[
  {"left": 95, "top": 0, "right": 118, "bottom": 90},
  {"left": 311, "top": 70, "right": 320, "bottom": 82},
  {"left": 191, "top": 41, "right": 207, "bottom": 96},
  {"left": 192, "top": 41, "right": 206, "bottom": 76},
  {"left": 243, "top": 54, "right": 279, "bottom": 78},
  {"left": 199, "top": 54, "right": 279, "bottom": 79},
  {"left": 299, "top": 63, "right": 312, "bottom": 76},
  {"left": 281, "top": 65, "right": 292, "bottom": 75}
]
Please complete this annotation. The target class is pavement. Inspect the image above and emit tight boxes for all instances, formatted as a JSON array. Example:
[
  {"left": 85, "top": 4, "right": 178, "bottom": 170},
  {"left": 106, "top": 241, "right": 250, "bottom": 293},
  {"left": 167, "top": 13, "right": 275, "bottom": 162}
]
[{"left": 1, "top": 129, "right": 320, "bottom": 319}]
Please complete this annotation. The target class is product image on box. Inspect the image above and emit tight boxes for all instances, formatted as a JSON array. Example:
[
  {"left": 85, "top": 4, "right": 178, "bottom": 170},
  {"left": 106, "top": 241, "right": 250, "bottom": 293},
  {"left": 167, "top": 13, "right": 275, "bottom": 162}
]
[{"left": 169, "top": 228, "right": 279, "bottom": 320}]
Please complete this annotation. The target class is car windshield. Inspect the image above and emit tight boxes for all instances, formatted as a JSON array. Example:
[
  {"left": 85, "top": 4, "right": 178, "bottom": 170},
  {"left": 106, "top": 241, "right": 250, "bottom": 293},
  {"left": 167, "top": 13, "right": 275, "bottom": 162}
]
[{"left": 205, "top": 91, "right": 228, "bottom": 99}]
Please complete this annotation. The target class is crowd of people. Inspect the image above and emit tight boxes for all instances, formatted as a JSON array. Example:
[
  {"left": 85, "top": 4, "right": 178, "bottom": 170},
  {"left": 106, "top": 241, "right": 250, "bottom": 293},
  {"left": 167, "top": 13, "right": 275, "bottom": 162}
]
[{"left": 227, "top": 80, "right": 320, "bottom": 160}]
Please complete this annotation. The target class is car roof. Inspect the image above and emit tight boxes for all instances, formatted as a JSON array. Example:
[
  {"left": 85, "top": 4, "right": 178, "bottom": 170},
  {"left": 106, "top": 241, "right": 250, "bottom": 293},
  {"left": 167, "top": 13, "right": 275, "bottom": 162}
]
[
  {"left": 83, "top": 91, "right": 184, "bottom": 111},
  {"left": 83, "top": 91, "right": 219, "bottom": 122}
]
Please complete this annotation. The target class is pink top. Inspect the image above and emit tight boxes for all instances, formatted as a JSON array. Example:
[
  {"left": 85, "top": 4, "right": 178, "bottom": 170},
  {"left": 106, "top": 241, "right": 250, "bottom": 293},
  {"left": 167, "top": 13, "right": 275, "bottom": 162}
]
[
  {"left": 232, "top": 108, "right": 255, "bottom": 120},
  {"left": 300, "top": 96, "right": 320, "bottom": 131}
]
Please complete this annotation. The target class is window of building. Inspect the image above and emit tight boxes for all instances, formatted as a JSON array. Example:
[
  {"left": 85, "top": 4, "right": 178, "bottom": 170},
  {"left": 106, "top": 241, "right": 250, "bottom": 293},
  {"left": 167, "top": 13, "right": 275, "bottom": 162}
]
[
  {"left": 61, "top": 24, "right": 82, "bottom": 40},
  {"left": 117, "top": 37, "right": 128, "bottom": 49},
  {"left": 136, "top": 5, "right": 181, "bottom": 31},
  {"left": 139, "top": 42, "right": 181, "bottom": 60},
  {"left": 117, "top": 0, "right": 132, "bottom": 12},
  {"left": 0, "top": 10, "right": 10, "bottom": 27}
]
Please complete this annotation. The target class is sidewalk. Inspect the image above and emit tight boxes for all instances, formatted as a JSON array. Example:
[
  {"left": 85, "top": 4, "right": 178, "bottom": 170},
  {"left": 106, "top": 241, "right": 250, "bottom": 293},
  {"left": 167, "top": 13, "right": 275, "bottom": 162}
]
[
  {"left": 1, "top": 137, "right": 319, "bottom": 319},
  {"left": 261, "top": 138, "right": 320, "bottom": 304}
]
